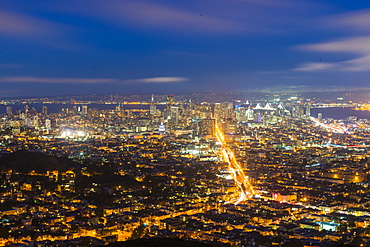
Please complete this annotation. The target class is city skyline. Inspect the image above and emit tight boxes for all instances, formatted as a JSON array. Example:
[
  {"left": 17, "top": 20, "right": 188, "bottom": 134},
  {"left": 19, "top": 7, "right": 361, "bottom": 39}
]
[
  {"left": 1, "top": 0, "right": 370, "bottom": 97},
  {"left": 0, "top": 93, "right": 369, "bottom": 246}
]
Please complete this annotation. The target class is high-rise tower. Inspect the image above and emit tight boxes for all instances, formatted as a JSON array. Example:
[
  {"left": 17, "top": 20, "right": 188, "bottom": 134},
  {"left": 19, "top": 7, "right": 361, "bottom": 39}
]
[
  {"left": 305, "top": 104, "right": 311, "bottom": 118},
  {"left": 42, "top": 106, "right": 48, "bottom": 115},
  {"left": 6, "top": 106, "right": 12, "bottom": 116},
  {"left": 45, "top": 119, "right": 51, "bottom": 129},
  {"left": 166, "top": 95, "right": 175, "bottom": 110},
  {"left": 150, "top": 94, "right": 157, "bottom": 115},
  {"left": 24, "top": 104, "right": 29, "bottom": 115},
  {"left": 82, "top": 105, "right": 88, "bottom": 115}
]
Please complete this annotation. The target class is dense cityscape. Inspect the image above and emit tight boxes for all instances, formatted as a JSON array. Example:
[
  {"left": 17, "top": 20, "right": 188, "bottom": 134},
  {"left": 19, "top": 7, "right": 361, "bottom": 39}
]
[
  {"left": 0, "top": 92, "right": 368, "bottom": 246},
  {"left": 3, "top": 0, "right": 370, "bottom": 246}
]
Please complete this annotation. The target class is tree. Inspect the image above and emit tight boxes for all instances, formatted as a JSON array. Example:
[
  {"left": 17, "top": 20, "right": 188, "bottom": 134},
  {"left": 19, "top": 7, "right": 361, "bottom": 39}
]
[
  {"left": 282, "top": 239, "right": 303, "bottom": 247},
  {"left": 0, "top": 226, "right": 10, "bottom": 238},
  {"left": 129, "top": 223, "right": 146, "bottom": 240},
  {"left": 338, "top": 222, "right": 348, "bottom": 233},
  {"left": 95, "top": 206, "right": 104, "bottom": 218},
  {"left": 348, "top": 221, "right": 356, "bottom": 229},
  {"left": 255, "top": 236, "right": 272, "bottom": 246}
]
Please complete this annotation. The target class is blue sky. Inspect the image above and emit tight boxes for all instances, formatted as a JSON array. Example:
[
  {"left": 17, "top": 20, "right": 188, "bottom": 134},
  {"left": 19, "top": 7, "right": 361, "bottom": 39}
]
[{"left": 1, "top": 0, "right": 370, "bottom": 97}]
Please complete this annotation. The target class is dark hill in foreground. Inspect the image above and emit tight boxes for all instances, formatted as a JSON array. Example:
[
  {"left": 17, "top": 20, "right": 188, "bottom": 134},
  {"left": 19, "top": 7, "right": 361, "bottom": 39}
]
[
  {"left": 0, "top": 150, "right": 79, "bottom": 173},
  {"left": 104, "top": 238, "right": 230, "bottom": 247}
]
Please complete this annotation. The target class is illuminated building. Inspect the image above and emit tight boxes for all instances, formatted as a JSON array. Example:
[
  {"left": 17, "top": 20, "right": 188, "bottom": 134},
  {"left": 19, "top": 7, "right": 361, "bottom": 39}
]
[
  {"left": 166, "top": 94, "right": 175, "bottom": 110},
  {"left": 245, "top": 107, "right": 254, "bottom": 120},
  {"left": 32, "top": 116, "right": 39, "bottom": 128},
  {"left": 82, "top": 105, "right": 88, "bottom": 115},
  {"left": 272, "top": 192, "right": 297, "bottom": 202},
  {"left": 235, "top": 105, "right": 247, "bottom": 122},
  {"left": 6, "top": 106, "right": 13, "bottom": 115},
  {"left": 24, "top": 104, "right": 29, "bottom": 114},
  {"left": 290, "top": 104, "right": 305, "bottom": 118},
  {"left": 305, "top": 104, "right": 311, "bottom": 118},
  {"left": 42, "top": 105, "right": 48, "bottom": 115},
  {"left": 170, "top": 106, "right": 180, "bottom": 129},
  {"left": 318, "top": 113, "right": 322, "bottom": 121},
  {"left": 24, "top": 117, "right": 32, "bottom": 127},
  {"left": 200, "top": 118, "right": 215, "bottom": 136},
  {"left": 214, "top": 102, "right": 233, "bottom": 119},
  {"left": 6, "top": 106, "right": 12, "bottom": 116},
  {"left": 257, "top": 113, "right": 262, "bottom": 123},
  {"left": 115, "top": 104, "right": 120, "bottom": 112},
  {"left": 45, "top": 119, "right": 51, "bottom": 129},
  {"left": 221, "top": 118, "right": 237, "bottom": 136},
  {"left": 150, "top": 94, "right": 157, "bottom": 115},
  {"left": 214, "top": 103, "right": 221, "bottom": 119},
  {"left": 291, "top": 105, "right": 299, "bottom": 117},
  {"left": 159, "top": 122, "right": 166, "bottom": 133}
]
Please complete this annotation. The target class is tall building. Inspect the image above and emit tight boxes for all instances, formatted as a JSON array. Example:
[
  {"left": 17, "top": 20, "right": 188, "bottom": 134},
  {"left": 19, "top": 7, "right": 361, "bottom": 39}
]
[
  {"left": 150, "top": 94, "right": 157, "bottom": 115},
  {"left": 32, "top": 116, "right": 39, "bottom": 128},
  {"left": 6, "top": 106, "right": 12, "bottom": 116},
  {"left": 164, "top": 95, "right": 176, "bottom": 130},
  {"left": 24, "top": 104, "right": 29, "bottom": 115},
  {"left": 235, "top": 106, "right": 247, "bottom": 122},
  {"left": 73, "top": 105, "right": 78, "bottom": 114},
  {"left": 158, "top": 122, "right": 166, "bottom": 133},
  {"left": 257, "top": 113, "right": 262, "bottom": 123},
  {"left": 115, "top": 104, "right": 124, "bottom": 117},
  {"left": 42, "top": 106, "right": 48, "bottom": 115},
  {"left": 200, "top": 119, "right": 215, "bottom": 136},
  {"left": 171, "top": 106, "right": 180, "bottom": 129},
  {"left": 305, "top": 104, "right": 311, "bottom": 118},
  {"left": 82, "top": 105, "right": 88, "bottom": 115},
  {"left": 246, "top": 107, "right": 254, "bottom": 120},
  {"left": 45, "top": 119, "right": 51, "bottom": 129},
  {"left": 291, "top": 105, "right": 302, "bottom": 118},
  {"left": 24, "top": 118, "right": 32, "bottom": 127},
  {"left": 166, "top": 95, "right": 175, "bottom": 110},
  {"left": 166, "top": 94, "right": 175, "bottom": 108},
  {"left": 214, "top": 102, "right": 234, "bottom": 119},
  {"left": 220, "top": 118, "right": 237, "bottom": 141},
  {"left": 214, "top": 103, "right": 221, "bottom": 119}
]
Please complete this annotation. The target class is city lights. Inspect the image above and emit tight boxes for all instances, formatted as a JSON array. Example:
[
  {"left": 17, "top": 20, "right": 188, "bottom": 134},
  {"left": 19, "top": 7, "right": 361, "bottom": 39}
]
[{"left": 0, "top": 93, "right": 368, "bottom": 246}]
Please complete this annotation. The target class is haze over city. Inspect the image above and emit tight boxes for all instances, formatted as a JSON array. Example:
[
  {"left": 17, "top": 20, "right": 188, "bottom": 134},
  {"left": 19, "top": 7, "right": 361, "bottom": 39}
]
[{"left": 1, "top": 0, "right": 370, "bottom": 97}]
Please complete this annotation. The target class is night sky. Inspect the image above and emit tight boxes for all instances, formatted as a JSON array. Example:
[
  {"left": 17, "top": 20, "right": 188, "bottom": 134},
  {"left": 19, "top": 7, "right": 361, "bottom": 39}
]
[{"left": 1, "top": 0, "right": 370, "bottom": 97}]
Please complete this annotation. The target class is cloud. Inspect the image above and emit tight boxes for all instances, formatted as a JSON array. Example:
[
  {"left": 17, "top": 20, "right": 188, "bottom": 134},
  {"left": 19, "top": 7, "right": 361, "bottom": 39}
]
[
  {"left": 0, "top": 77, "right": 116, "bottom": 84},
  {"left": 0, "top": 76, "right": 188, "bottom": 84},
  {"left": 0, "top": 9, "right": 76, "bottom": 49},
  {"left": 254, "top": 85, "right": 370, "bottom": 93},
  {"left": 55, "top": 0, "right": 316, "bottom": 35},
  {"left": 294, "top": 8, "right": 370, "bottom": 72},
  {"left": 327, "top": 8, "right": 370, "bottom": 32},
  {"left": 294, "top": 62, "right": 337, "bottom": 71},
  {"left": 299, "top": 36, "right": 370, "bottom": 53},
  {"left": 60, "top": 0, "right": 243, "bottom": 33},
  {"left": 234, "top": 0, "right": 308, "bottom": 8},
  {"left": 125, "top": 77, "right": 188, "bottom": 83},
  {"left": 294, "top": 36, "right": 370, "bottom": 71},
  {"left": 0, "top": 9, "right": 57, "bottom": 38}
]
